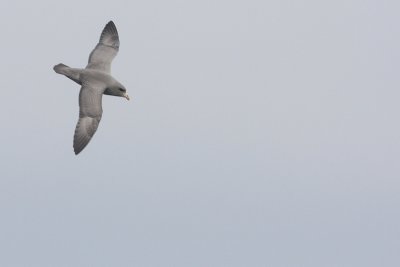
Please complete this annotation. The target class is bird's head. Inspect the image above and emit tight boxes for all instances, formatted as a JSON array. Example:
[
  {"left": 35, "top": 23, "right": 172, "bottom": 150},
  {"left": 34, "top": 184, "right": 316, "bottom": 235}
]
[
  {"left": 104, "top": 82, "right": 130, "bottom": 100},
  {"left": 117, "top": 86, "right": 130, "bottom": 100}
]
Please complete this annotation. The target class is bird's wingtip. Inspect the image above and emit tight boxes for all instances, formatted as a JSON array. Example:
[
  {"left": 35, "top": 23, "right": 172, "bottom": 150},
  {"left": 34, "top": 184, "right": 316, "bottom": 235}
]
[{"left": 107, "top": 20, "right": 116, "bottom": 27}]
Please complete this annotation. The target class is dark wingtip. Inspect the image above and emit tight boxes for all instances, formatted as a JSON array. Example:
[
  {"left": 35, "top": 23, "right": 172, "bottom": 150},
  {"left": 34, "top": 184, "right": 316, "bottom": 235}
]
[
  {"left": 73, "top": 140, "right": 86, "bottom": 155},
  {"left": 104, "top": 20, "right": 117, "bottom": 33},
  {"left": 74, "top": 147, "right": 81, "bottom": 155},
  {"left": 73, "top": 137, "right": 84, "bottom": 155},
  {"left": 99, "top": 20, "right": 119, "bottom": 46}
]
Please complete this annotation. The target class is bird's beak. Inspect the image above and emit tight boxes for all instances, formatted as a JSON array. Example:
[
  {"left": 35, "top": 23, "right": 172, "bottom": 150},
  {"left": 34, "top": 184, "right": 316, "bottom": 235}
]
[{"left": 124, "top": 93, "right": 130, "bottom": 101}]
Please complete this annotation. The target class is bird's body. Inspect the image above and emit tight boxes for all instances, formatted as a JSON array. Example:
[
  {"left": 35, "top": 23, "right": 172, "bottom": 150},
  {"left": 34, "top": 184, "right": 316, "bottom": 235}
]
[{"left": 54, "top": 21, "right": 129, "bottom": 155}]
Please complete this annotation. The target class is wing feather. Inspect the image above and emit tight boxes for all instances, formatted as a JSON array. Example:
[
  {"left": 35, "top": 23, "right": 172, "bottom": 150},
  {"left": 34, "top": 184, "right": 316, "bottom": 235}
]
[
  {"left": 86, "top": 21, "right": 119, "bottom": 73},
  {"left": 73, "top": 84, "right": 103, "bottom": 155}
]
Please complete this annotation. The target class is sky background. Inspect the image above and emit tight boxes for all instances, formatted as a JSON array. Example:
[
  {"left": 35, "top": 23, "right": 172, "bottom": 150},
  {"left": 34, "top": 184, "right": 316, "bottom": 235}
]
[{"left": 0, "top": 0, "right": 399, "bottom": 266}]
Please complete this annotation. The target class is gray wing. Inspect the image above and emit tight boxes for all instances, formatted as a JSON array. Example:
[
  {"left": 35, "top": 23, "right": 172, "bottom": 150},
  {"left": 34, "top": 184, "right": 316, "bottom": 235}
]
[
  {"left": 86, "top": 21, "right": 119, "bottom": 73},
  {"left": 73, "top": 84, "right": 103, "bottom": 155}
]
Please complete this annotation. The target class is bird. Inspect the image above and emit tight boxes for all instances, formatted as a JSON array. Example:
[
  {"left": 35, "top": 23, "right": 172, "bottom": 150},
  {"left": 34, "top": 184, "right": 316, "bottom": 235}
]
[{"left": 54, "top": 21, "right": 129, "bottom": 155}]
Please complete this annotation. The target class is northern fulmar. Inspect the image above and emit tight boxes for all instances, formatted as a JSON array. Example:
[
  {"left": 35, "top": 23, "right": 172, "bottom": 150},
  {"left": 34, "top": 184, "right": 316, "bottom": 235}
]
[{"left": 54, "top": 21, "right": 129, "bottom": 155}]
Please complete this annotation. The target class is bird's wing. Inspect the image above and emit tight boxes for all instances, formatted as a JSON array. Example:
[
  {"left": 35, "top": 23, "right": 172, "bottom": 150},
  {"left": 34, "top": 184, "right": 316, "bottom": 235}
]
[
  {"left": 73, "top": 84, "right": 103, "bottom": 155},
  {"left": 86, "top": 21, "right": 119, "bottom": 73}
]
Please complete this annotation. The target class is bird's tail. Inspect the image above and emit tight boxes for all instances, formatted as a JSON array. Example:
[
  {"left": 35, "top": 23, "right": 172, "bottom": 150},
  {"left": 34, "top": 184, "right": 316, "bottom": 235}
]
[
  {"left": 53, "top": 63, "right": 70, "bottom": 74},
  {"left": 53, "top": 63, "right": 82, "bottom": 85}
]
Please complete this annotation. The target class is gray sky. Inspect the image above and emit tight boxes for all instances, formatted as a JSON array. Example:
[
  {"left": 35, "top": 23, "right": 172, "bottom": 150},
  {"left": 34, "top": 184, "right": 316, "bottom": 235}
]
[{"left": 1, "top": 0, "right": 399, "bottom": 266}]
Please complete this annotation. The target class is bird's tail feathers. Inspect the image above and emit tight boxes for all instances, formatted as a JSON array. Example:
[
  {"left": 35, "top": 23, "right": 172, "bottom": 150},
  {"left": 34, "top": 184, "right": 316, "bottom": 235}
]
[
  {"left": 53, "top": 63, "right": 70, "bottom": 74},
  {"left": 53, "top": 63, "right": 82, "bottom": 85}
]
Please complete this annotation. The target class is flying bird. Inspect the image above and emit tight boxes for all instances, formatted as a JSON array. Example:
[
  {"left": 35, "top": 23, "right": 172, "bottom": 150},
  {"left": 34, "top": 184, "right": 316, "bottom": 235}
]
[{"left": 54, "top": 21, "right": 129, "bottom": 155}]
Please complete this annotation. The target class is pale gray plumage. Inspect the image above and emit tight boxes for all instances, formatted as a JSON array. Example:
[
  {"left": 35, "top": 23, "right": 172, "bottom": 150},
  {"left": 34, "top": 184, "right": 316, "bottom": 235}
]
[
  {"left": 87, "top": 21, "right": 120, "bottom": 73},
  {"left": 54, "top": 21, "right": 130, "bottom": 155}
]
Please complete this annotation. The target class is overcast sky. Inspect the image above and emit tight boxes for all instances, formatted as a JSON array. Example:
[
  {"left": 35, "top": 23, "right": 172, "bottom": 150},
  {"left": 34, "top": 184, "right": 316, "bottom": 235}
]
[{"left": 0, "top": 0, "right": 399, "bottom": 266}]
